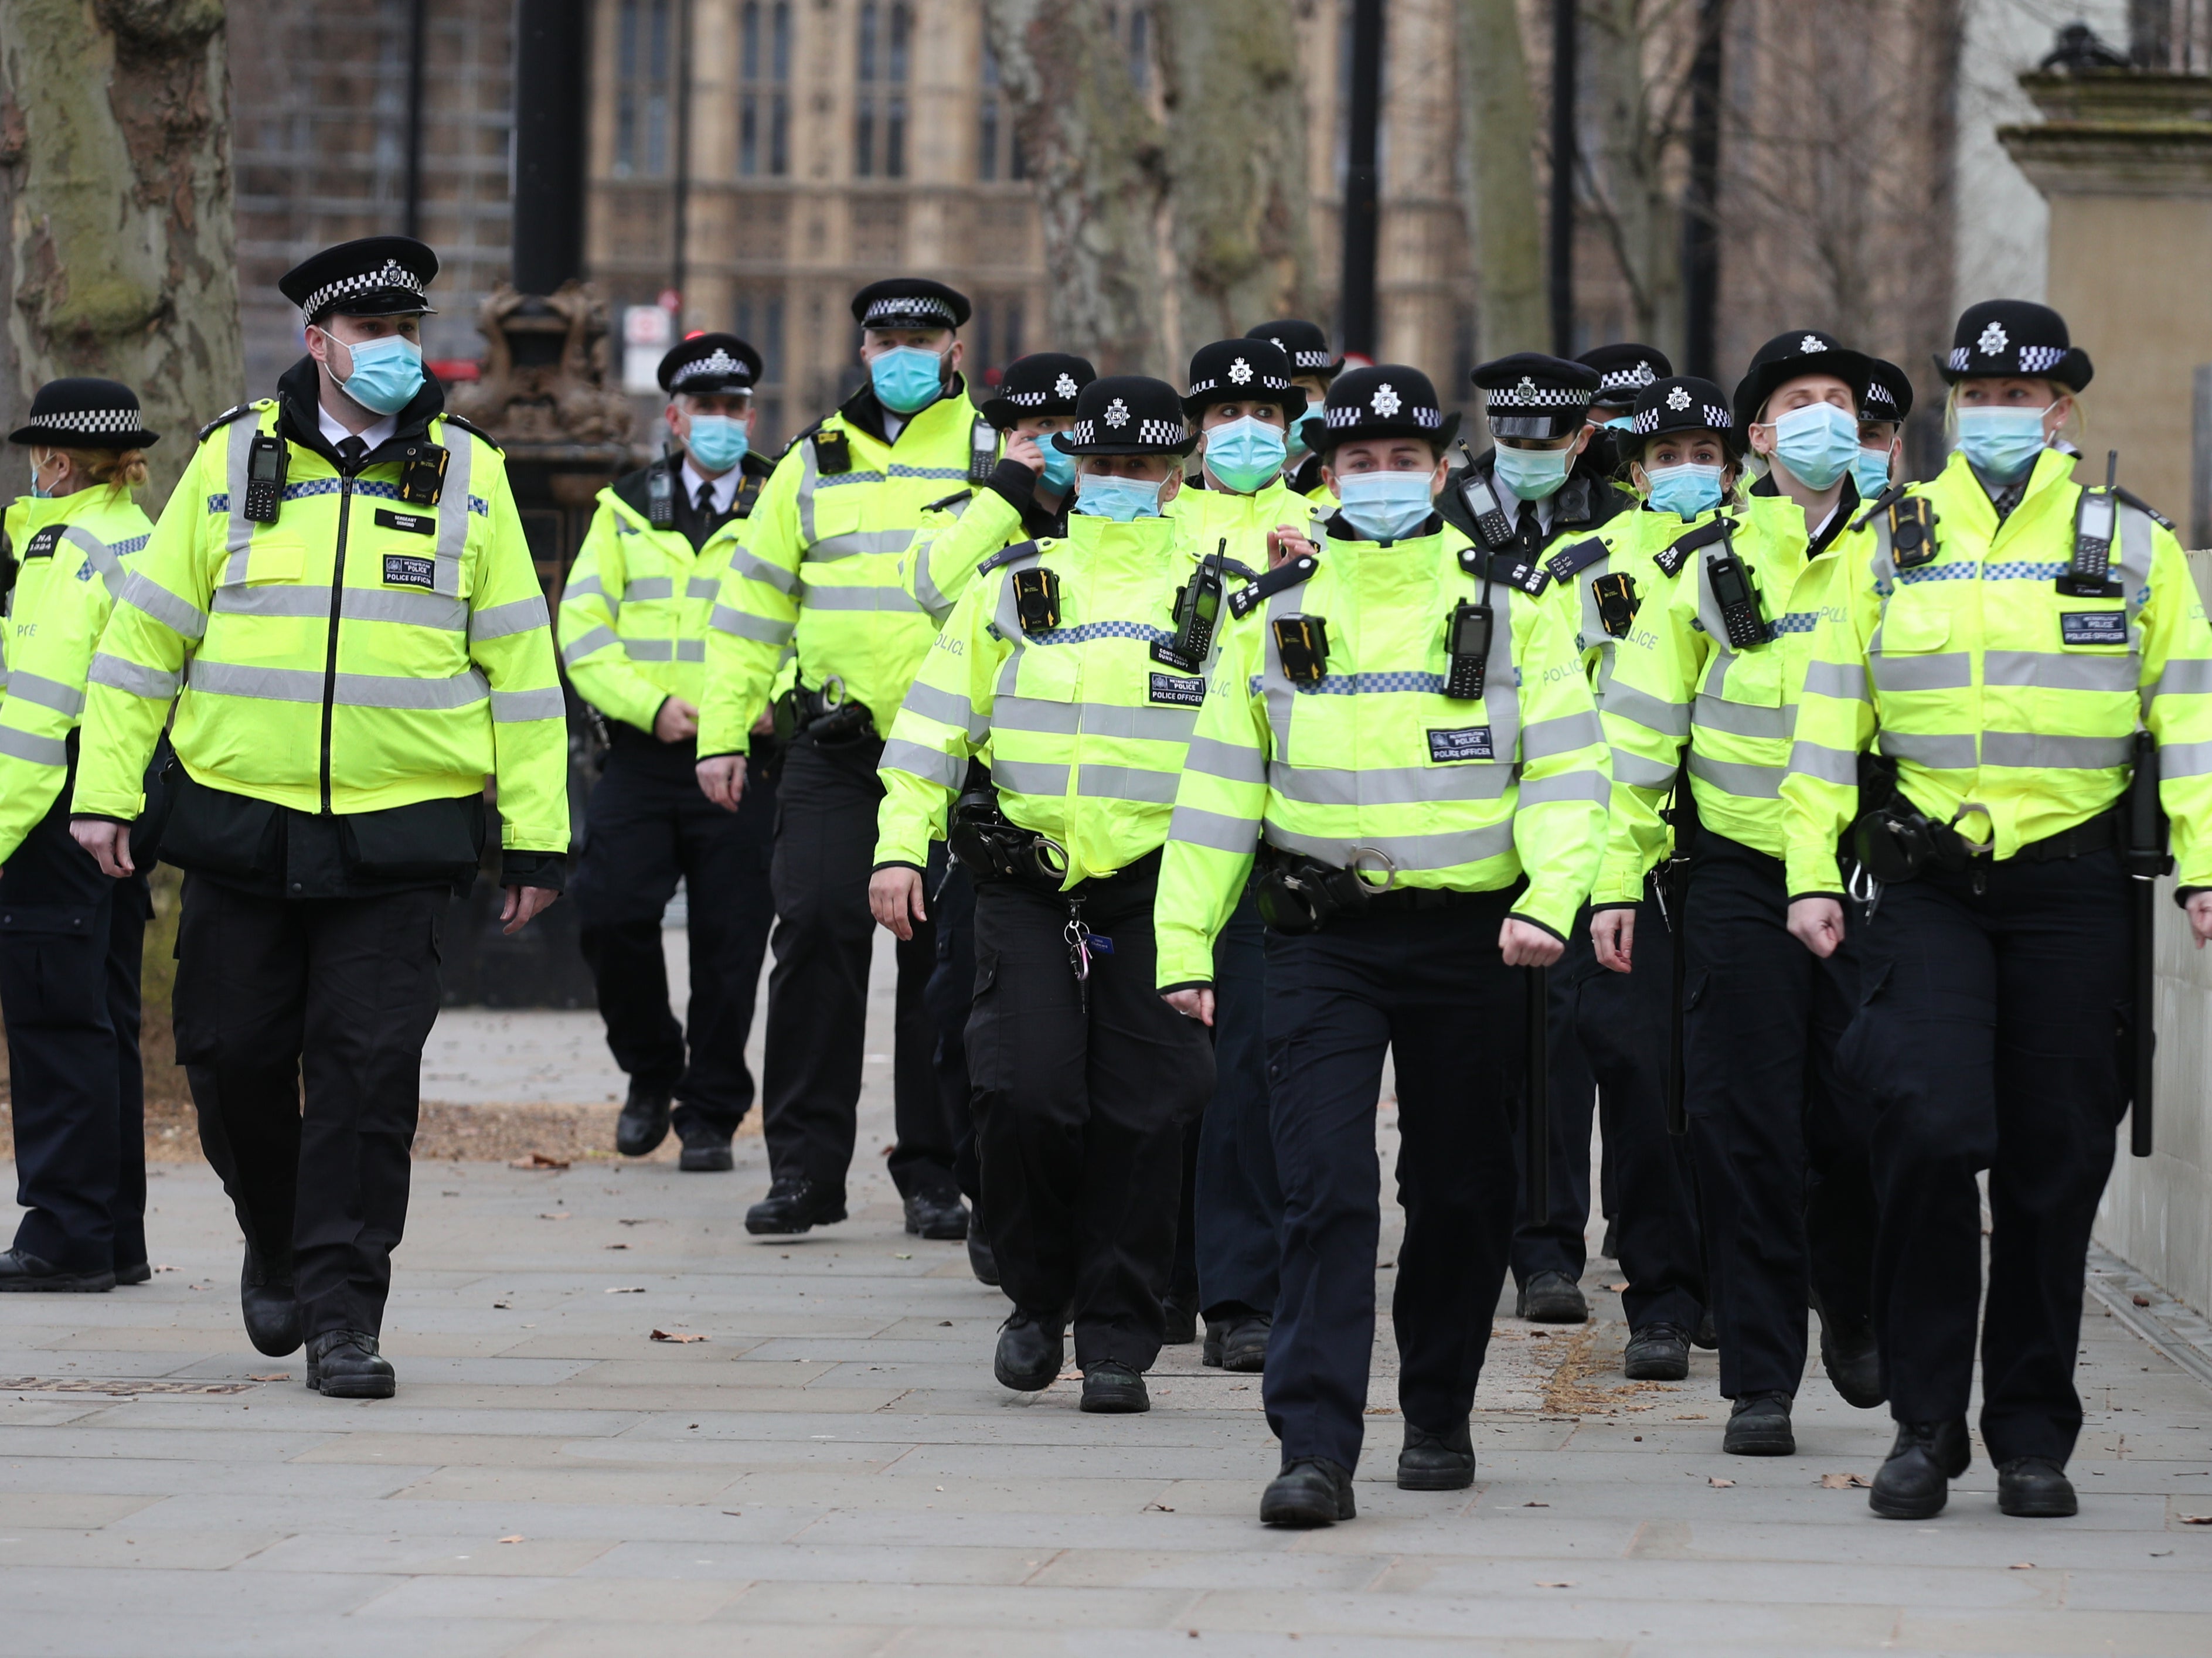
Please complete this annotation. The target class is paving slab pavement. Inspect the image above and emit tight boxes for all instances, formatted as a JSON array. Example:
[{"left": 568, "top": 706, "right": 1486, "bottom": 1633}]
[{"left": 5, "top": 934, "right": 2212, "bottom": 1653}]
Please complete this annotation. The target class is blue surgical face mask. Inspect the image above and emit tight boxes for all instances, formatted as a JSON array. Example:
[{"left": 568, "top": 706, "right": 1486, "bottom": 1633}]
[
  {"left": 326, "top": 330, "right": 426, "bottom": 416},
  {"left": 1203, "top": 414, "right": 1288, "bottom": 495},
  {"left": 1036, "top": 433, "right": 1077, "bottom": 492},
  {"left": 1492, "top": 441, "right": 1571, "bottom": 502},
  {"left": 28, "top": 456, "right": 51, "bottom": 499},
  {"left": 1335, "top": 468, "right": 1437, "bottom": 541},
  {"left": 1851, "top": 442, "right": 1894, "bottom": 501},
  {"left": 1767, "top": 400, "right": 1859, "bottom": 491},
  {"left": 869, "top": 345, "right": 948, "bottom": 414},
  {"left": 1071, "top": 471, "right": 1166, "bottom": 522},
  {"left": 1955, "top": 404, "right": 2050, "bottom": 482},
  {"left": 1645, "top": 462, "right": 1724, "bottom": 519},
  {"left": 685, "top": 413, "right": 750, "bottom": 472},
  {"left": 1600, "top": 415, "right": 1635, "bottom": 431}
]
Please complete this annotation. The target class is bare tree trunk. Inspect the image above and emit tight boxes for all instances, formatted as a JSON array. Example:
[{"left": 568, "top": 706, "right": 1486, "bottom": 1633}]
[
  {"left": 1458, "top": 0, "right": 1547, "bottom": 360},
  {"left": 1582, "top": 0, "right": 1683, "bottom": 355},
  {"left": 982, "top": 0, "right": 1169, "bottom": 379},
  {"left": 1153, "top": 0, "right": 1314, "bottom": 366},
  {"left": 1, "top": 0, "right": 242, "bottom": 506}
]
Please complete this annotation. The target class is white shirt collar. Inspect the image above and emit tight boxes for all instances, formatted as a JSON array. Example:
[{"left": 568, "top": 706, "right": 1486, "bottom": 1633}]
[
  {"left": 680, "top": 457, "right": 742, "bottom": 516},
  {"left": 317, "top": 402, "right": 397, "bottom": 456}
]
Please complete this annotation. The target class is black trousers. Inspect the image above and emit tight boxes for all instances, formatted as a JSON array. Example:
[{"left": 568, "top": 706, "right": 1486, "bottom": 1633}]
[
  {"left": 967, "top": 864, "right": 1212, "bottom": 1370},
  {"left": 924, "top": 862, "right": 981, "bottom": 1203},
  {"left": 1683, "top": 832, "right": 1876, "bottom": 1400},
  {"left": 1510, "top": 959, "right": 1596, "bottom": 1288},
  {"left": 1843, "top": 848, "right": 2129, "bottom": 1464},
  {"left": 175, "top": 877, "right": 447, "bottom": 1339},
  {"left": 1, "top": 792, "right": 149, "bottom": 1274},
  {"left": 1263, "top": 896, "right": 1525, "bottom": 1473},
  {"left": 763, "top": 737, "right": 953, "bottom": 1200},
  {"left": 1194, "top": 890, "right": 1282, "bottom": 1318},
  {"left": 572, "top": 731, "right": 774, "bottom": 1140}
]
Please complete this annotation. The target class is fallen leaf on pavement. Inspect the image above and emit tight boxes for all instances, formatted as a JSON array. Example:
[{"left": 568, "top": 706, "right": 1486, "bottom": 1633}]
[
  {"left": 499, "top": 1535, "right": 525, "bottom": 1544},
  {"left": 2133, "top": 1293, "right": 2153, "bottom": 1307},
  {"left": 539, "top": 1212, "right": 570, "bottom": 1221},
  {"left": 2009, "top": 1561, "right": 2034, "bottom": 1570},
  {"left": 1536, "top": 1581, "right": 1576, "bottom": 1589},
  {"left": 247, "top": 1373, "right": 290, "bottom": 1383},
  {"left": 1708, "top": 1477, "right": 1735, "bottom": 1487},
  {"left": 1144, "top": 1502, "right": 1175, "bottom": 1512},
  {"left": 511, "top": 1153, "right": 570, "bottom": 1170},
  {"left": 1819, "top": 1473, "right": 1871, "bottom": 1489},
  {"left": 605, "top": 1244, "right": 629, "bottom": 1250},
  {"left": 894, "top": 1253, "right": 913, "bottom": 1259},
  {"left": 1608, "top": 1282, "right": 1629, "bottom": 1292},
  {"left": 492, "top": 1302, "right": 512, "bottom": 1309},
  {"left": 2180, "top": 1514, "right": 2212, "bottom": 1525},
  {"left": 1522, "top": 1501, "right": 1549, "bottom": 1507},
  {"left": 605, "top": 1286, "right": 645, "bottom": 1294},
  {"left": 651, "top": 1329, "right": 707, "bottom": 1343}
]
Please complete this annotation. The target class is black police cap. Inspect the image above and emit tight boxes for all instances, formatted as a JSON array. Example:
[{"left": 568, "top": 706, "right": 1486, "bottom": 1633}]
[
  {"left": 1629, "top": 376, "right": 1741, "bottom": 457},
  {"left": 1472, "top": 352, "right": 1600, "bottom": 441},
  {"left": 1578, "top": 343, "right": 1673, "bottom": 407},
  {"left": 1244, "top": 319, "right": 1343, "bottom": 379},
  {"left": 979, "top": 352, "right": 1096, "bottom": 428},
  {"left": 8, "top": 377, "right": 159, "bottom": 450},
  {"left": 1938, "top": 299, "right": 2092, "bottom": 391},
  {"left": 1183, "top": 338, "right": 1306, "bottom": 420},
  {"left": 1302, "top": 365, "right": 1459, "bottom": 456},
  {"left": 1861, "top": 356, "right": 1915, "bottom": 427},
  {"left": 278, "top": 235, "right": 438, "bottom": 323},
  {"left": 850, "top": 277, "right": 971, "bottom": 332},
  {"left": 658, "top": 332, "right": 763, "bottom": 396},
  {"left": 1733, "top": 329, "right": 1874, "bottom": 431},
  {"left": 1051, "top": 376, "right": 1197, "bottom": 456}
]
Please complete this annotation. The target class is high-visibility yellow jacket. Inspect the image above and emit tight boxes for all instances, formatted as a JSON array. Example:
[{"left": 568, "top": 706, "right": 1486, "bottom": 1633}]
[
  {"left": 0, "top": 486, "right": 153, "bottom": 863},
  {"left": 876, "top": 513, "right": 1212, "bottom": 884},
  {"left": 73, "top": 387, "right": 569, "bottom": 859},
  {"left": 1169, "top": 474, "right": 1325, "bottom": 573},
  {"left": 1152, "top": 517, "right": 1612, "bottom": 986},
  {"left": 1782, "top": 447, "right": 2212, "bottom": 894},
  {"left": 900, "top": 463, "right": 1063, "bottom": 626},
  {"left": 559, "top": 453, "right": 773, "bottom": 733},
  {"left": 1598, "top": 487, "right": 1852, "bottom": 897},
  {"left": 699, "top": 383, "right": 992, "bottom": 756}
]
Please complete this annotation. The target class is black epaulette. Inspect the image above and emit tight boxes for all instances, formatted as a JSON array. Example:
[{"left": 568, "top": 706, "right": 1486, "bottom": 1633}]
[
  {"left": 1849, "top": 482, "right": 1910, "bottom": 534},
  {"left": 2116, "top": 487, "right": 2176, "bottom": 532},
  {"left": 923, "top": 488, "right": 974, "bottom": 514},
  {"left": 777, "top": 417, "right": 828, "bottom": 462},
  {"left": 1543, "top": 535, "right": 1612, "bottom": 584},
  {"left": 196, "top": 401, "right": 267, "bottom": 445},
  {"left": 437, "top": 411, "right": 501, "bottom": 451},
  {"left": 977, "top": 539, "right": 1042, "bottom": 577},
  {"left": 1465, "top": 546, "right": 1549, "bottom": 597},
  {"left": 1653, "top": 516, "right": 1733, "bottom": 578},
  {"left": 1227, "top": 553, "right": 1319, "bottom": 620}
]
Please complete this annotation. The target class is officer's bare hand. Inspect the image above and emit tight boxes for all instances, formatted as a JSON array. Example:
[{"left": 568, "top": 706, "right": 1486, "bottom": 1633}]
[
  {"left": 501, "top": 884, "right": 559, "bottom": 936},
  {"left": 1788, "top": 896, "right": 1847, "bottom": 958},
  {"left": 1004, "top": 435, "right": 1046, "bottom": 478},
  {"left": 870, "top": 867, "right": 927, "bottom": 939},
  {"left": 1499, "top": 917, "right": 1564, "bottom": 968},
  {"left": 654, "top": 696, "right": 700, "bottom": 743},
  {"left": 1163, "top": 987, "right": 1216, "bottom": 1026},
  {"left": 1591, "top": 907, "right": 1635, "bottom": 973},
  {"left": 696, "top": 754, "right": 747, "bottom": 812},
  {"left": 70, "top": 818, "right": 134, "bottom": 879},
  {"left": 2189, "top": 891, "right": 2212, "bottom": 947},
  {"left": 1266, "top": 526, "right": 1315, "bottom": 570}
]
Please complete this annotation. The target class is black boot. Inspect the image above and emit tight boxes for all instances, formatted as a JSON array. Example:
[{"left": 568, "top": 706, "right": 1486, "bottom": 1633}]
[
  {"left": 903, "top": 1189, "right": 969, "bottom": 1241},
  {"left": 1397, "top": 1421, "right": 1475, "bottom": 1491},
  {"left": 965, "top": 1215, "right": 1000, "bottom": 1286},
  {"left": 241, "top": 1242, "right": 301, "bottom": 1357},
  {"left": 1217, "top": 1312, "right": 1271, "bottom": 1373},
  {"left": 677, "top": 1127, "right": 734, "bottom": 1173},
  {"left": 0, "top": 1248, "right": 114, "bottom": 1293},
  {"left": 1260, "top": 1456, "right": 1356, "bottom": 1527},
  {"left": 1818, "top": 1308, "right": 1885, "bottom": 1408},
  {"left": 1161, "top": 1298, "right": 1199, "bottom": 1346},
  {"left": 1692, "top": 1307, "right": 1718, "bottom": 1350},
  {"left": 1723, "top": 1391, "right": 1795, "bottom": 1456},
  {"left": 1997, "top": 1456, "right": 2078, "bottom": 1518},
  {"left": 1622, "top": 1321, "right": 1691, "bottom": 1382},
  {"left": 114, "top": 1260, "right": 152, "bottom": 1286},
  {"left": 1516, "top": 1270, "right": 1588, "bottom": 1324},
  {"left": 1869, "top": 1418, "right": 1971, "bottom": 1520},
  {"left": 307, "top": 1330, "right": 396, "bottom": 1400},
  {"left": 1080, "top": 1361, "right": 1149, "bottom": 1414},
  {"left": 993, "top": 1308, "right": 1064, "bottom": 1392},
  {"left": 744, "top": 1176, "right": 847, "bottom": 1236},
  {"left": 615, "top": 1081, "right": 673, "bottom": 1157}
]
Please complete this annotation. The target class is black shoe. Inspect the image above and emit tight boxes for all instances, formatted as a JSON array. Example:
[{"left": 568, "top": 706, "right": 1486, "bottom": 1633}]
[
  {"left": 1080, "top": 1361, "right": 1149, "bottom": 1414},
  {"left": 615, "top": 1081, "right": 673, "bottom": 1157},
  {"left": 903, "top": 1190, "right": 969, "bottom": 1241},
  {"left": 1723, "top": 1391, "right": 1795, "bottom": 1456},
  {"left": 993, "top": 1308, "right": 1064, "bottom": 1392},
  {"left": 1623, "top": 1321, "right": 1691, "bottom": 1381},
  {"left": 1397, "top": 1421, "right": 1475, "bottom": 1490},
  {"left": 678, "top": 1138, "right": 734, "bottom": 1173},
  {"left": 1870, "top": 1418, "right": 1971, "bottom": 1520},
  {"left": 0, "top": 1248, "right": 115, "bottom": 1292},
  {"left": 966, "top": 1218, "right": 1000, "bottom": 1286},
  {"left": 1600, "top": 1222, "right": 1619, "bottom": 1261},
  {"left": 1997, "top": 1456, "right": 2079, "bottom": 1518},
  {"left": 745, "top": 1176, "right": 847, "bottom": 1235},
  {"left": 114, "top": 1260, "right": 152, "bottom": 1286},
  {"left": 1818, "top": 1309, "right": 1886, "bottom": 1408},
  {"left": 306, "top": 1330, "right": 396, "bottom": 1400},
  {"left": 1261, "top": 1456, "right": 1356, "bottom": 1527},
  {"left": 1218, "top": 1312, "right": 1271, "bottom": 1373},
  {"left": 1161, "top": 1298, "right": 1199, "bottom": 1346},
  {"left": 1516, "top": 1270, "right": 1588, "bottom": 1325},
  {"left": 1693, "top": 1308, "right": 1718, "bottom": 1350},
  {"left": 240, "top": 1242, "right": 302, "bottom": 1357}
]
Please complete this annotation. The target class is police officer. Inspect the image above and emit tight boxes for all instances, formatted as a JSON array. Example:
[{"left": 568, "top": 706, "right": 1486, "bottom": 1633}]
[
  {"left": 871, "top": 376, "right": 1217, "bottom": 1413},
  {"left": 1156, "top": 366, "right": 1611, "bottom": 1527},
  {"left": 69, "top": 237, "right": 570, "bottom": 1397},
  {"left": 1852, "top": 357, "right": 1914, "bottom": 502},
  {"left": 1597, "top": 348, "right": 1882, "bottom": 1459},
  {"left": 697, "top": 277, "right": 986, "bottom": 1238},
  {"left": 0, "top": 381, "right": 162, "bottom": 1293},
  {"left": 561, "top": 333, "right": 778, "bottom": 1172},
  {"left": 1785, "top": 300, "right": 2212, "bottom": 1520},
  {"left": 1577, "top": 343, "right": 1672, "bottom": 488},
  {"left": 1244, "top": 320, "right": 1342, "bottom": 500}
]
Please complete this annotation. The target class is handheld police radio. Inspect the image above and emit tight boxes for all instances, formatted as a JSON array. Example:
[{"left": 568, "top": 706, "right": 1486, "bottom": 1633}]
[
  {"left": 1705, "top": 530, "right": 1769, "bottom": 651},
  {"left": 1156, "top": 539, "right": 1228, "bottom": 672},
  {"left": 2058, "top": 451, "right": 2123, "bottom": 598},
  {"left": 968, "top": 416, "right": 999, "bottom": 485},
  {"left": 1454, "top": 440, "right": 1515, "bottom": 549},
  {"left": 1445, "top": 600, "right": 1492, "bottom": 699},
  {"left": 646, "top": 461, "right": 676, "bottom": 529},
  {"left": 243, "top": 433, "right": 288, "bottom": 525}
]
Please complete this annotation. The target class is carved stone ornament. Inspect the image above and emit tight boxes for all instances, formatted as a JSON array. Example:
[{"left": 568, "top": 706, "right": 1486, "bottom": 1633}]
[{"left": 445, "top": 281, "right": 634, "bottom": 457}]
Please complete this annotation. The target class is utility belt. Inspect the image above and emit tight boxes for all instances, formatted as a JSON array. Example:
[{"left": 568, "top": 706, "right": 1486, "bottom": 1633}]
[
  {"left": 1849, "top": 746, "right": 2155, "bottom": 893},
  {"left": 948, "top": 788, "right": 1068, "bottom": 890},
  {"left": 771, "top": 676, "right": 876, "bottom": 750},
  {"left": 1252, "top": 842, "right": 1496, "bottom": 934}
]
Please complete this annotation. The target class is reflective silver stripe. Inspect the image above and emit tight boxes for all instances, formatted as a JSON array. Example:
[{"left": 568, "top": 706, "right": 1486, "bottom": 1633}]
[
  {"left": 880, "top": 738, "right": 969, "bottom": 789},
  {"left": 992, "top": 696, "right": 1196, "bottom": 743},
  {"left": 624, "top": 639, "right": 676, "bottom": 661},
  {"left": 223, "top": 415, "right": 257, "bottom": 585},
  {"left": 2157, "top": 737, "right": 2212, "bottom": 779},
  {"left": 472, "top": 594, "right": 550, "bottom": 641},
  {"left": 122, "top": 572, "right": 207, "bottom": 640},
  {"left": 1168, "top": 803, "right": 1261, "bottom": 853},
  {"left": 1687, "top": 751, "right": 1783, "bottom": 798},
  {"left": 1265, "top": 820, "right": 1515, "bottom": 871},
  {"left": 678, "top": 639, "right": 705, "bottom": 662},
  {"left": 562, "top": 625, "right": 620, "bottom": 665},
  {"left": 711, "top": 605, "right": 795, "bottom": 645},
  {"left": 2151, "top": 657, "right": 2212, "bottom": 700},
  {"left": 337, "top": 669, "right": 491, "bottom": 710},
  {"left": 1786, "top": 740, "right": 1860, "bottom": 787},
  {"left": 1982, "top": 730, "right": 2132, "bottom": 770},
  {"left": 623, "top": 577, "right": 676, "bottom": 601},
  {"left": 992, "top": 757, "right": 1071, "bottom": 795},
  {"left": 564, "top": 573, "right": 608, "bottom": 604},
  {"left": 211, "top": 584, "right": 325, "bottom": 619},
  {"left": 433, "top": 423, "right": 474, "bottom": 596},
  {"left": 1516, "top": 768, "right": 1612, "bottom": 808},
  {"left": 794, "top": 431, "right": 820, "bottom": 544},
  {"left": 912, "top": 543, "right": 952, "bottom": 619},
  {"left": 60, "top": 527, "right": 125, "bottom": 598},
  {"left": 1520, "top": 709, "right": 1602, "bottom": 760},
  {"left": 1610, "top": 747, "right": 1678, "bottom": 789},
  {"left": 688, "top": 576, "right": 721, "bottom": 599},
  {"left": 492, "top": 686, "right": 566, "bottom": 721},
  {"left": 1802, "top": 661, "right": 1869, "bottom": 702},
  {"left": 185, "top": 661, "right": 322, "bottom": 702},
  {"left": 1075, "top": 764, "right": 1183, "bottom": 803},
  {"left": 349, "top": 588, "right": 469, "bottom": 629},
  {"left": 1269, "top": 761, "right": 1513, "bottom": 807},
  {"left": 2, "top": 672, "right": 84, "bottom": 717},
  {"left": 1880, "top": 731, "right": 1978, "bottom": 769},
  {"left": 993, "top": 694, "right": 1078, "bottom": 735},
  {"left": 1692, "top": 693, "right": 1792, "bottom": 741},
  {"left": 89, "top": 653, "right": 181, "bottom": 700},
  {"left": 1599, "top": 682, "right": 1690, "bottom": 737},
  {"left": 797, "top": 583, "right": 923, "bottom": 613},
  {"left": 897, "top": 680, "right": 986, "bottom": 741},
  {"left": 0, "top": 725, "right": 68, "bottom": 765},
  {"left": 1982, "top": 650, "right": 2139, "bottom": 694},
  {"left": 1869, "top": 651, "right": 1973, "bottom": 693},
  {"left": 728, "top": 546, "right": 801, "bottom": 596},
  {"left": 806, "top": 529, "right": 917, "bottom": 563},
  {"left": 1185, "top": 735, "right": 1265, "bottom": 785}
]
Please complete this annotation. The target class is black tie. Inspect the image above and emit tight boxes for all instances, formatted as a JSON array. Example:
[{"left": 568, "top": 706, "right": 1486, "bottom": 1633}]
[
  {"left": 1515, "top": 499, "right": 1541, "bottom": 550},
  {"left": 696, "top": 479, "right": 716, "bottom": 517},
  {"left": 336, "top": 435, "right": 367, "bottom": 471}
]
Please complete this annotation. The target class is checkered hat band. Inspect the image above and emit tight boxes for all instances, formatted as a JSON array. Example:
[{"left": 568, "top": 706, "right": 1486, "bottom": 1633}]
[
  {"left": 1633, "top": 403, "right": 1731, "bottom": 435},
  {"left": 1949, "top": 343, "right": 2066, "bottom": 375},
  {"left": 300, "top": 258, "right": 427, "bottom": 319},
  {"left": 1068, "top": 417, "right": 1183, "bottom": 445},
  {"left": 1489, "top": 386, "right": 1589, "bottom": 408},
  {"left": 1004, "top": 389, "right": 1048, "bottom": 406},
  {"left": 672, "top": 349, "right": 752, "bottom": 387},
  {"left": 864, "top": 295, "right": 954, "bottom": 325},
  {"left": 1189, "top": 375, "right": 1291, "bottom": 396},
  {"left": 24, "top": 407, "right": 139, "bottom": 437},
  {"left": 1865, "top": 383, "right": 1897, "bottom": 411},
  {"left": 1325, "top": 404, "right": 1441, "bottom": 428},
  {"left": 1598, "top": 367, "right": 1656, "bottom": 393},
  {"left": 1291, "top": 349, "right": 1334, "bottom": 368}
]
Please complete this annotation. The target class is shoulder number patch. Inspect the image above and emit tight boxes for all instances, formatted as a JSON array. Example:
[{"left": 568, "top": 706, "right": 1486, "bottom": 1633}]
[
  {"left": 1427, "top": 726, "right": 1495, "bottom": 763},
  {"left": 1149, "top": 671, "right": 1205, "bottom": 707}
]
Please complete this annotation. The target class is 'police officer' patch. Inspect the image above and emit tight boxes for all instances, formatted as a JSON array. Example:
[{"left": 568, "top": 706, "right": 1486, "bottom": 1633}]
[
  {"left": 382, "top": 554, "right": 436, "bottom": 590},
  {"left": 375, "top": 508, "right": 436, "bottom": 536},
  {"left": 2060, "top": 611, "right": 2127, "bottom": 648},
  {"left": 1149, "top": 672, "right": 1205, "bottom": 707},
  {"left": 1427, "top": 726, "right": 1495, "bottom": 762}
]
